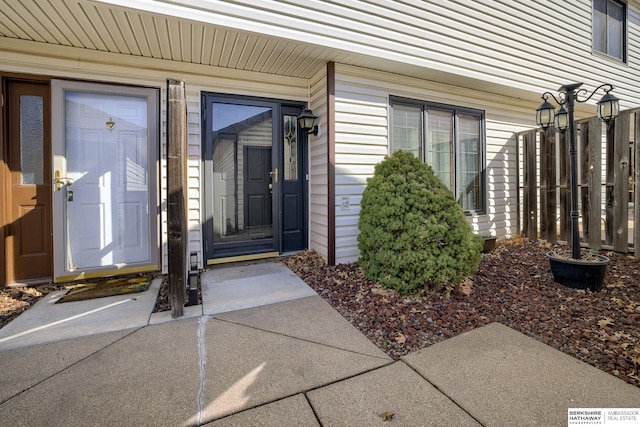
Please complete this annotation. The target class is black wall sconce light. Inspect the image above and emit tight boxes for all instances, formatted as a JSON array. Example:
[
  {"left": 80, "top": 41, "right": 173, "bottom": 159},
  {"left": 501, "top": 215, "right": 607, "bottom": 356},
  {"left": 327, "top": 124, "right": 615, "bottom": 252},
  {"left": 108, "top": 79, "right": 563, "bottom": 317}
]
[{"left": 297, "top": 108, "right": 318, "bottom": 136}]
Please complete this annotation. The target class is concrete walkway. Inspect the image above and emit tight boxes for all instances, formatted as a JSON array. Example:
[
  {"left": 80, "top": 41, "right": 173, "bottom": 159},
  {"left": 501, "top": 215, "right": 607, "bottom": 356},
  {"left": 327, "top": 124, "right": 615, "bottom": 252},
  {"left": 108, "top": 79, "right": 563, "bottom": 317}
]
[{"left": 0, "top": 263, "right": 639, "bottom": 426}]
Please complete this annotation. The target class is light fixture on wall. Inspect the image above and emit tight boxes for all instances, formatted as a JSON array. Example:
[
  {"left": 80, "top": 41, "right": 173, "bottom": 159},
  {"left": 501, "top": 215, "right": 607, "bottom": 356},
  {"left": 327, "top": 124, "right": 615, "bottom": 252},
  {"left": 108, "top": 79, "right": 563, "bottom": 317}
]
[
  {"left": 297, "top": 108, "right": 318, "bottom": 136},
  {"left": 535, "top": 82, "right": 619, "bottom": 260}
]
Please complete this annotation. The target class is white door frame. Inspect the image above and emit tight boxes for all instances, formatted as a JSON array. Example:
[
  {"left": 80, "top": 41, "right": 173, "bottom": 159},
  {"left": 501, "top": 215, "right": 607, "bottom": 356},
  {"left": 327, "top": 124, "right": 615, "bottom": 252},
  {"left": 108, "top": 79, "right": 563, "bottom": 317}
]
[{"left": 51, "top": 80, "right": 159, "bottom": 281}]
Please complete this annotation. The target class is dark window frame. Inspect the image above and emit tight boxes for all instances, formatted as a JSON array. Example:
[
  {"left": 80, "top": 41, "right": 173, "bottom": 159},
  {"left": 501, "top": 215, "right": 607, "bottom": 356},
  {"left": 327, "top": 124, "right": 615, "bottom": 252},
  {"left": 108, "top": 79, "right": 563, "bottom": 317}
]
[
  {"left": 390, "top": 96, "right": 486, "bottom": 215},
  {"left": 592, "top": 0, "right": 627, "bottom": 62}
]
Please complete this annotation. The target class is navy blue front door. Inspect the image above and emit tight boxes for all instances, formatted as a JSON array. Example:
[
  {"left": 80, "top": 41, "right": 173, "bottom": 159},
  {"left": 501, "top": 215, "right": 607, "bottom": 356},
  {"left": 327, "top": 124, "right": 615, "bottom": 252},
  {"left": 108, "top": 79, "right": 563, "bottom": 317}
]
[{"left": 202, "top": 95, "right": 307, "bottom": 260}]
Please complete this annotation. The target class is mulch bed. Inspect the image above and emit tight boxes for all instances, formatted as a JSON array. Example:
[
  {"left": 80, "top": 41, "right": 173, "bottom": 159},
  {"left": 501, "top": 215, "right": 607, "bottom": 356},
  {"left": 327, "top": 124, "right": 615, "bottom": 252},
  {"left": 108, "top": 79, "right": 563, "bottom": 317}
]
[{"left": 283, "top": 239, "right": 640, "bottom": 389}]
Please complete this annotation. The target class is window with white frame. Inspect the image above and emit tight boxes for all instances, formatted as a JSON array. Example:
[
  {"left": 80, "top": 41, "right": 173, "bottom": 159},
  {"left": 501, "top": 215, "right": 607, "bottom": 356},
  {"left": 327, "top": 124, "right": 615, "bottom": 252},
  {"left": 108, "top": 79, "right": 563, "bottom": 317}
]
[
  {"left": 390, "top": 98, "right": 485, "bottom": 213},
  {"left": 593, "top": 0, "right": 626, "bottom": 61}
]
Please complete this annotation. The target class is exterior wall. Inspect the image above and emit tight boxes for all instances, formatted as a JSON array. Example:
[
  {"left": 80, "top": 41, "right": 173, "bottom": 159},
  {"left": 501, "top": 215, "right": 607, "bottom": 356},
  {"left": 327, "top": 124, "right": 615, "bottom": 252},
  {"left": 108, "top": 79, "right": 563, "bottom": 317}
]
[
  {"left": 332, "top": 64, "right": 539, "bottom": 264},
  {"left": 117, "top": 0, "right": 640, "bottom": 109},
  {"left": 3, "top": 0, "right": 640, "bottom": 269},
  {"left": 0, "top": 38, "right": 309, "bottom": 272},
  {"left": 308, "top": 66, "right": 329, "bottom": 260}
]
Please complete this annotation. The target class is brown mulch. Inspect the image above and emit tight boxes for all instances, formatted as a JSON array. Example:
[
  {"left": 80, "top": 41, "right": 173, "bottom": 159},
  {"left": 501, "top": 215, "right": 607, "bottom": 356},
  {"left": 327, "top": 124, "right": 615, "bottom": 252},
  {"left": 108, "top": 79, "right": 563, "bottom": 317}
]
[
  {"left": 0, "top": 283, "right": 62, "bottom": 329},
  {"left": 283, "top": 239, "right": 640, "bottom": 389}
]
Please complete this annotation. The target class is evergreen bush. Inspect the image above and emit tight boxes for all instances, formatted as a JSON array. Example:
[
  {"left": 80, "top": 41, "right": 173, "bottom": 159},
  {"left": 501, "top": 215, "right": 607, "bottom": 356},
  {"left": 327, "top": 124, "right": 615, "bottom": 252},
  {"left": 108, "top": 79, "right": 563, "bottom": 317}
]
[{"left": 357, "top": 150, "right": 483, "bottom": 294}]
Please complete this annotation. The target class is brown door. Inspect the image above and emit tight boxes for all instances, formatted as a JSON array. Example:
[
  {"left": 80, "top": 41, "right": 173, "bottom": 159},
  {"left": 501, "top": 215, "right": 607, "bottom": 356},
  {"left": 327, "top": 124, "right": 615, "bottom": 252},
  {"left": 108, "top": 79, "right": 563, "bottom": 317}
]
[{"left": 4, "top": 80, "right": 52, "bottom": 283}]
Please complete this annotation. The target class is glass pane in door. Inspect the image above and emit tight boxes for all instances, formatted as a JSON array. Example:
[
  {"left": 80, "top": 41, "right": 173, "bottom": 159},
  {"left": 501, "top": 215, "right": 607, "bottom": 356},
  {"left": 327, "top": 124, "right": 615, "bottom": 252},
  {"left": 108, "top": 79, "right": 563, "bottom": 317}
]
[
  {"left": 283, "top": 115, "right": 298, "bottom": 181},
  {"left": 19, "top": 95, "right": 44, "bottom": 185},
  {"left": 212, "top": 103, "right": 273, "bottom": 245}
]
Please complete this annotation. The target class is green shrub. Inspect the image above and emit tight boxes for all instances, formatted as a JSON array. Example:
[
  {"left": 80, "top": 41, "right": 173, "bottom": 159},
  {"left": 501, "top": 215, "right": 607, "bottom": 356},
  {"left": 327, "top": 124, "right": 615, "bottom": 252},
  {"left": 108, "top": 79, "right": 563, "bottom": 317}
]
[{"left": 357, "top": 150, "right": 482, "bottom": 294}]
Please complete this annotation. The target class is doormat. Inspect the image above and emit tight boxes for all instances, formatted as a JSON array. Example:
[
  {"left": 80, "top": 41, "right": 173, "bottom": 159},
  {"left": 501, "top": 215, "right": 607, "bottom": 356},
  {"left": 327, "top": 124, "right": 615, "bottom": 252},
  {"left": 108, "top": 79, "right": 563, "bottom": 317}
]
[{"left": 57, "top": 275, "right": 153, "bottom": 303}]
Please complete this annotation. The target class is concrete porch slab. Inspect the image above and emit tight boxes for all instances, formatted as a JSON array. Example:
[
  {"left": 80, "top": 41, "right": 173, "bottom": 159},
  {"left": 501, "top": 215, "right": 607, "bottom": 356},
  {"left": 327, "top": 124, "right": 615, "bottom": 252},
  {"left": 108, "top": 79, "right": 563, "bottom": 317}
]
[
  {"left": 201, "top": 264, "right": 316, "bottom": 315},
  {"left": 204, "top": 262, "right": 288, "bottom": 284},
  {"left": 402, "top": 322, "right": 640, "bottom": 426},
  {"left": 0, "top": 277, "right": 162, "bottom": 351}
]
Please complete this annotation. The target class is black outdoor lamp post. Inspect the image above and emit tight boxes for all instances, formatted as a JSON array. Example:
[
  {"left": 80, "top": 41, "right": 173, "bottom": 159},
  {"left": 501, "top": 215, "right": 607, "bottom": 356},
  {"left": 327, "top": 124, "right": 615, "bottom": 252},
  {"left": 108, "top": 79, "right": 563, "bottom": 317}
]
[{"left": 535, "top": 83, "right": 619, "bottom": 260}]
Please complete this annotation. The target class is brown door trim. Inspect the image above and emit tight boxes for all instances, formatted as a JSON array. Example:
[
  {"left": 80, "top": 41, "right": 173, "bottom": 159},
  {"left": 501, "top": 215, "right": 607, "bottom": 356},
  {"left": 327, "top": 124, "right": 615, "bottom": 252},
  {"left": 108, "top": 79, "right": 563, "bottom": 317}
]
[
  {"left": 1, "top": 73, "right": 52, "bottom": 287},
  {"left": 0, "top": 79, "right": 6, "bottom": 286},
  {"left": 2, "top": 77, "right": 53, "bottom": 284}
]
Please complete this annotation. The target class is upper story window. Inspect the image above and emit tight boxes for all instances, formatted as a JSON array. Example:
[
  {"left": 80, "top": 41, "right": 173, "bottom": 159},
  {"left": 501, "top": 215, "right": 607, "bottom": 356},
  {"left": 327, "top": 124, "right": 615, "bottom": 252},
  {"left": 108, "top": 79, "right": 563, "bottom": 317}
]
[
  {"left": 593, "top": 0, "right": 626, "bottom": 61},
  {"left": 390, "top": 98, "right": 485, "bottom": 214}
]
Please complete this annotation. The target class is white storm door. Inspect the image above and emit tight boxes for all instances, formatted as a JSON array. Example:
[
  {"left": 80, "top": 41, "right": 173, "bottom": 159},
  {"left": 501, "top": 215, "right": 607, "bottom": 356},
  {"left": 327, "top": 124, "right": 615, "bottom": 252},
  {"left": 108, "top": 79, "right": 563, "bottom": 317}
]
[{"left": 52, "top": 81, "right": 158, "bottom": 277}]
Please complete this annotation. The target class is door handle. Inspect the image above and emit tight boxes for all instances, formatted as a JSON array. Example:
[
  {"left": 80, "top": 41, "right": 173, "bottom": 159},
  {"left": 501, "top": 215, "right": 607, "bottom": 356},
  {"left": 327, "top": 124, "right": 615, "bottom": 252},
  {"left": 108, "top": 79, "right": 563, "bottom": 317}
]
[
  {"left": 55, "top": 170, "right": 73, "bottom": 191},
  {"left": 269, "top": 168, "right": 278, "bottom": 184}
]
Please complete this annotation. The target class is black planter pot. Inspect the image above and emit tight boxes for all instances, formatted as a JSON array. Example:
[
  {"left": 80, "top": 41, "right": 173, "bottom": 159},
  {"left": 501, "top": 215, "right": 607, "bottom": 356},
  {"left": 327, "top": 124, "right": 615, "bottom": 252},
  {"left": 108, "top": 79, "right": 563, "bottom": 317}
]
[
  {"left": 482, "top": 237, "right": 496, "bottom": 253},
  {"left": 546, "top": 251, "right": 610, "bottom": 292}
]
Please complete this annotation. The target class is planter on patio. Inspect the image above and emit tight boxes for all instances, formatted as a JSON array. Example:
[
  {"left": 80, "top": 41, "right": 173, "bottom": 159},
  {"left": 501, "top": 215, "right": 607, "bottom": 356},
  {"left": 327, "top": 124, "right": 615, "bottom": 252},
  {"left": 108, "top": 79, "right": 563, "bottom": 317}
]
[{"left": 546, "top": 251, "right": 610, "bottom": 292}]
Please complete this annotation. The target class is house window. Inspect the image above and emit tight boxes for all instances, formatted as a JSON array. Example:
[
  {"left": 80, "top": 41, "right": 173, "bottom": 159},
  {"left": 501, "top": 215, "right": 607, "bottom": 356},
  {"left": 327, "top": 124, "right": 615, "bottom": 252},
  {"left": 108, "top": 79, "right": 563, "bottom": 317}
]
[
  {"left": 390, "top": 98, "right": 485, "bottom": 213},
  {"left": 593, "top": 0, "right": 626, "bottom": 61}
]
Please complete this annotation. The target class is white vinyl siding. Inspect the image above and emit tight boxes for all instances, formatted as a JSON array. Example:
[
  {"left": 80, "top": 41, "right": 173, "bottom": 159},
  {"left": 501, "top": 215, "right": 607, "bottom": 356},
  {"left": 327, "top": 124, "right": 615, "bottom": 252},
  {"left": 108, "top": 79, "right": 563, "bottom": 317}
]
[
  {"left": 332, "top": 64, "right": 538, "bottom": 264},
  {"left": 309, "top": 66, "right": 329, "bottom": 260},
  {"left": 3, "top": 0, "right": 640, "bottom": 269},
  {"left": 186, "top": 89, "right": 202, "bottom": 265},
  {"left": 334, "top": 74, "right": 389, "bottom": 263},
  {"left": 101, "top": 0, "right": 640, "bottom": 110}
]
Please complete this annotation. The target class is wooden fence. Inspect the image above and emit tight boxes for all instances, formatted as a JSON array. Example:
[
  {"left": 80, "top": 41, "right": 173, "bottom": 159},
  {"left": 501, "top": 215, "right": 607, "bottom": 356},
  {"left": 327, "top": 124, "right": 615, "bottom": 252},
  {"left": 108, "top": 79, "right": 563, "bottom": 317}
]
[{"left": 517, "top": 108, "right": 640, "bottom": 257}]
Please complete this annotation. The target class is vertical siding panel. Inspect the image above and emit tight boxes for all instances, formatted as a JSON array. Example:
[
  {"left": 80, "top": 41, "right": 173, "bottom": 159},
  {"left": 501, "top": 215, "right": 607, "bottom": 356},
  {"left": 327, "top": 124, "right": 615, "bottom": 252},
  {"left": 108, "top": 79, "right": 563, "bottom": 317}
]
[
  {"left": 309, "top": 66, "right": 329, "bottom": 260},
  {"left": 160, "top": 85, "right": 168, "bottom": 273},
  {"left": 185, "top": 88, "right": 202, "bottom": 267}
]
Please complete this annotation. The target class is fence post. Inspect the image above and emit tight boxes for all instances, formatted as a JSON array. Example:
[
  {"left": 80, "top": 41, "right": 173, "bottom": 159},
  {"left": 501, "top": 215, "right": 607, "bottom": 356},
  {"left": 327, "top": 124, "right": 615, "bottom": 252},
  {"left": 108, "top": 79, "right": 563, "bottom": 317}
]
[
  {"left": 523, "top": 130, "right": 538, "bottom": 239},
  {"left": 584, "top": 118, "right": 602, "bottom": 249},
  {"left": 613, "top": 110, "right": 630, "bottom": 253},
  {"left": 558, "top": 129, "right": 570, "bottom": 242},
  {"left": 540, "top": 128, "right": 557, "bottom": 242}
]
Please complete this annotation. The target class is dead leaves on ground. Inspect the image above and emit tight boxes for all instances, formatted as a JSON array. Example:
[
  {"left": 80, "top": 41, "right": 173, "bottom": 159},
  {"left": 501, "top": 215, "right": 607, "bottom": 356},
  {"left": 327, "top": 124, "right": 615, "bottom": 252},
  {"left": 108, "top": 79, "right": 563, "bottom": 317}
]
[{"left": 378, "top": 411, "right": 395, "bottom": 421}]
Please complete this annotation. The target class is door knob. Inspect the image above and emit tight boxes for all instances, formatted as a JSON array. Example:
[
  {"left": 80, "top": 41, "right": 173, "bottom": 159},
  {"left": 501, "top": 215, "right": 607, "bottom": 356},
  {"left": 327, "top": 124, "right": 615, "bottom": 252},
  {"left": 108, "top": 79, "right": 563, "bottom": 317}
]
[
  {"left": 55, "top": 170, "right": 73, "bottom": 191},
  {"left": 269, "top": 168, "right": 279, "bottom": 183},
  {"left": 268, "top": 183, "right": 273, "bottom": 190}
]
